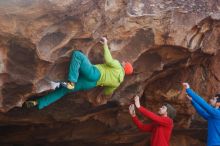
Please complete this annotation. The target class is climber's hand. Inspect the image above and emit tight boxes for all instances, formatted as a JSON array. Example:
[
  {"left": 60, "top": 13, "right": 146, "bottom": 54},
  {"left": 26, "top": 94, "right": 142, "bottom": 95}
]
[
  {"left": 186, "top": 95, "right": 192, "bottom": 101},
  {"left": 129, "top": 104, "right": 136, "bottom": 117},
  {"left": 100, "top": 37, "right": 107, "bottom": 45},
  {"left": 182, "top": 83, "right": 190, "bottom": 89},
  {"left": 134, "top": 95, "right": 141, "bottom": 108}
]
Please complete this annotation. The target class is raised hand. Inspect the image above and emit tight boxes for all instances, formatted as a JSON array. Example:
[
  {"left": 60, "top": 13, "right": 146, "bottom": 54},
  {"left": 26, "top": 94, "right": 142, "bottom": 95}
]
[
  {"left": 129, "top": 104, "right": 136, "bottom": 117},
  {"left": 186, "top": 95, "right": 192, "bottom": 101},
  {"left": 100, "top": 37, "right": 108, "bottom": 45},
  {"left": 134, "top": 95, "right": 141, "bottom": 108},
  {"left": 182, "top": 82, "right": 190, "bottom": 89}
]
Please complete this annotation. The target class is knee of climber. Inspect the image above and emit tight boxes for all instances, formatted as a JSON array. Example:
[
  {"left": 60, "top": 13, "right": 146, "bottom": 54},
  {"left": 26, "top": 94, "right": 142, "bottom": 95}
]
[
  {"left": 72, "top": 50, "right": 84, "bottom": 55},
  {"left": 72, "top": 50, "right": 84, "bottom": 59}
]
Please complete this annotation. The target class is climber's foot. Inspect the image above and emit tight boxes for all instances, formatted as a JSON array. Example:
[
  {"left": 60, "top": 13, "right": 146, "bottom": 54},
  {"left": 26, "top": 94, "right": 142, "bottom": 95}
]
[
  {"left": 60, "top": 81, "right": 75, "bottom": 90},
  {"left": 24, "top": 100, "right": 38, "bottom": 108}
]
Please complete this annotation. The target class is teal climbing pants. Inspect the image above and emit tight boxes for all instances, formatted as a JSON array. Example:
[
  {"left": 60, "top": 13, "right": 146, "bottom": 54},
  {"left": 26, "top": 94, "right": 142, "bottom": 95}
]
[{"left": 37, "top": 51, "right": 101, "bottom": 109}]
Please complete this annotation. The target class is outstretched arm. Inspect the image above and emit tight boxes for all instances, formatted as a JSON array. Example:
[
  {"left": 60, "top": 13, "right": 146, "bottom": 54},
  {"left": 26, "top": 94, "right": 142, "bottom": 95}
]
[
  {"left": 137, "top": 106, "right": 172, "bottom": 126},
  {"left": 100, "top": 37, "right": 121, "bottom": 68},
  {"left": 132, "top": 116, "right": 154, "bottom": 132},
  {"left": 103, "top": 39, "right": 113, "bottom": 64},
  {"left": 191, "top": 100, "right": 209, "bottom": 120},
  {"left": 183, "top": 83, "right": 220, "bottom": 117},
  {"left": 129, "top": 104, "right": 153, "bottom": 132},
  {"left": 186, "top": 88, "right": 219, "bottom": 116},
  {"left": 134, "top": 96, "right": 172, "bottom": 126}
]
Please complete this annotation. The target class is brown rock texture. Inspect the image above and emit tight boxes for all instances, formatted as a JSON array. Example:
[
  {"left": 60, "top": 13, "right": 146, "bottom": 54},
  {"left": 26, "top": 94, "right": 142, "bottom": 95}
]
[{"left": 0, "top": 0, "right": 219, "bottom": 145}]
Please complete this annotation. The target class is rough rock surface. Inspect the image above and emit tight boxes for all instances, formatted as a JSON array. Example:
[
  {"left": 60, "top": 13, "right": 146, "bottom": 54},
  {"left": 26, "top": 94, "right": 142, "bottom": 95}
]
[{"left": 0, "top": 0, "right": 220, "bottom": 145}]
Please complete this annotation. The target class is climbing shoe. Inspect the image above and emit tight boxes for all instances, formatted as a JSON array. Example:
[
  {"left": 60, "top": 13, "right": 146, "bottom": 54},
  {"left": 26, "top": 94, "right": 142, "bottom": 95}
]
[
  {"left": 60, "top": 81, "right": 75, "bottom": 90},
  {"left": 24, "top": 100, "right": 38, "bottom": 108}
]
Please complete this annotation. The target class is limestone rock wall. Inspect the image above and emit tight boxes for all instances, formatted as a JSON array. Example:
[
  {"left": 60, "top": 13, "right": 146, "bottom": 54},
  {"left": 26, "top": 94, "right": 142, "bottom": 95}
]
[{"left": 0, "top": 0, "right": 219, "bottom": 145}]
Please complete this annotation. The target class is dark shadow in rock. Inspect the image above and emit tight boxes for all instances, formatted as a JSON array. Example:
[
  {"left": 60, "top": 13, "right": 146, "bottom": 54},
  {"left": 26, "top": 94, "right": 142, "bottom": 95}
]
[
  {"left": 118, "top": 28, "right": 155, "bottom": 61},
  {"left": 1, "top": 37, "right": 37, "bottom": 111},
  {"left": 133, "top": 51, "right": 162, "bottom": 73},
  {"left": 7, "top": 38, "right": 37, "bottom": 81},
  {"left": 2, "top": 82, "right": 33, "bottom": 108},
  {"left": 46, "top": 57, "right": 70, "bottom": 81},
  {"left": 37, "top": 32, "right": 66, "bottom": 60},
  {"left": 88, "top": 42, "right": 104, "bottom": 64}
]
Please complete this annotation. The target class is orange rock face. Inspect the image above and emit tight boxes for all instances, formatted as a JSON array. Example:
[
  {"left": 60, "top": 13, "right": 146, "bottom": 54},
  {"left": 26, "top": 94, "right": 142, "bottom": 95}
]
[{"left": 0, "top": 0, "right": 219, "bottom": 145}]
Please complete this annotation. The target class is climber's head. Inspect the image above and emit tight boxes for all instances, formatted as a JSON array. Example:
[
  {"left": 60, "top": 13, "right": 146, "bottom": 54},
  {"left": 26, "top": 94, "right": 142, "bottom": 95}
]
[
  {"left": 158, "top": 103, "right": 176, "bottom": 119},
  {"left": 122, "top": 61, "right": 133, "bottom": 75},
  {"left": 209, "top": 93, "right": 220, "bottom": 108}
]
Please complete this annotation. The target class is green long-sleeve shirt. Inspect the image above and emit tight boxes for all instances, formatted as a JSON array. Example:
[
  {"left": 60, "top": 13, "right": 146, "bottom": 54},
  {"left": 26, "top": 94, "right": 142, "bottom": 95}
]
[{"left": 95, "top": 44, "right": 124, "bottom": 95}]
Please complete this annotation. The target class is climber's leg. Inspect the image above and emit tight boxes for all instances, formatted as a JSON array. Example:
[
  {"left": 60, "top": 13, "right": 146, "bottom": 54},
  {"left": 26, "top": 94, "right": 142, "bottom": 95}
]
[
  {"left": 68, "top": 51, "right": 100, "bottom": 84},
  {"left": 36, "top": 86, "right": 70, "bottom": 110},
  {"left": 72, "top": 76, "right": 99, "bottom": 91},
  {"left": 29, "top": 75, "right": 99, "bottom": 110}
]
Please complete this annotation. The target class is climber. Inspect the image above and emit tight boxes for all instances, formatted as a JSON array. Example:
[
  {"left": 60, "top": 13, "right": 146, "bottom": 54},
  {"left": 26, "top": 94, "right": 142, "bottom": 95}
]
[
  {"left": 129, "top": 95, "right": 176, "bottom": 146},
  {"left": 182, "top": 83, "right": 220, "bottom": 146},
  {"left": 24, "top": 37, "right": 133, "bottom": 109}
]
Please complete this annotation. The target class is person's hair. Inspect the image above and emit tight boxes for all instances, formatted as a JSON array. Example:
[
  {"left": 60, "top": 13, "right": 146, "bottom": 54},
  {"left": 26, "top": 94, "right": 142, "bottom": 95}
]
[
  {"left": 164, "top": 103, "right": 176, "bottom": 119},
  {"left": 215, "top": 93, "right": 220, "bottom": 98},
  {"left": 215, "top": 93, "right": 220, "bottom": 103}
]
